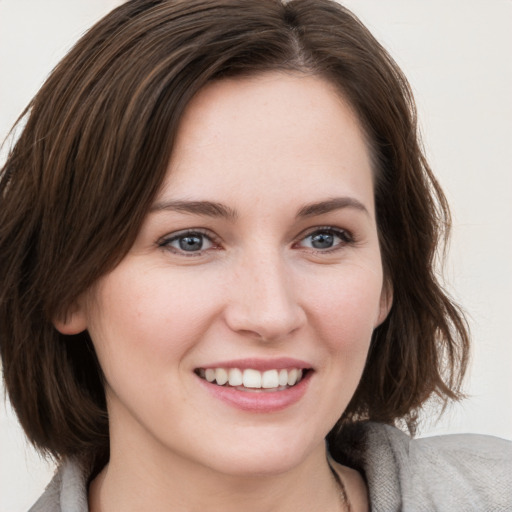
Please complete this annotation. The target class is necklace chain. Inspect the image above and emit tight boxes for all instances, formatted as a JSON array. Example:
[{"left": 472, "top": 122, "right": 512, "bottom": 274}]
[{"left": 328, "top": 459, "right": 352, "bottom": 512}]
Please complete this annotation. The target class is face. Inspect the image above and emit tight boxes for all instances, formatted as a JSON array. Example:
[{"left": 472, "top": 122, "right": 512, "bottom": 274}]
[{"left": 60, "top": 72, "right": 390, "bottom": 478}]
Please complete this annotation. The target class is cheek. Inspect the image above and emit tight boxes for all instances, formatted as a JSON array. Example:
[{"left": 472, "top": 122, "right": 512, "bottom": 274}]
[
  {"left": 86, "top": 267, "right": 223, "bottom": 374},
  {"left": 302, "top": 263, "right": 383, "bottom": 352}
]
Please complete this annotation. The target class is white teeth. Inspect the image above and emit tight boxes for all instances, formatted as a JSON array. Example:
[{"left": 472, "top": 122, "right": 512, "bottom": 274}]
[
  {"left": 287, "top": 368, "right": 299, "bottom": 386},
  {"left": 215, "top": 368, "right": 228, "bottom": 386},
  {"left": 261, "top": 369, "right": 279, "bottom": 389},
  {"left": 199, "top": 367, "right": 307, "bottom": 390},
  {"left": 243, "top": 369, "right": 262, "bottom": 388},
  {"left": 228, "top": 368, "right": 243, "bottom": 386}
]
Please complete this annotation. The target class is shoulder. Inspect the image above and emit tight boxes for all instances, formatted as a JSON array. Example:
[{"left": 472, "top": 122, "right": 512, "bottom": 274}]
[
  {"left": 28, "top": 458, "right": 89, "bottom": 512},
  {"left": 382, "top": 423, "right": 512, "bottom": 510},
  {"left": 329, "top": 421, "right": 512, "bottom": 512}
]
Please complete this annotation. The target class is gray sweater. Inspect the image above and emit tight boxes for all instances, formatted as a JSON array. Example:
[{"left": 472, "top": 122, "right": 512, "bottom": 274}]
[{"left": 29, "top": 422, "right": 512, "bottom": 511}]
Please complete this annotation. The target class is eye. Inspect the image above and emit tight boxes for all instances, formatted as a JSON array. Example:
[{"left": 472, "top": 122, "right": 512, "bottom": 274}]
[
  {"left": 297, "top": 227, "right": 353, "bottom": 251},
  {"left": 159, "top": 230, "right": 215, "bottom": 254}
]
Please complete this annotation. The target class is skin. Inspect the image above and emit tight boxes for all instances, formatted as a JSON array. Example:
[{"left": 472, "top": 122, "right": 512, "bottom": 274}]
[{"left": 57, "top": 72, "right": 390, "bottom": 512}]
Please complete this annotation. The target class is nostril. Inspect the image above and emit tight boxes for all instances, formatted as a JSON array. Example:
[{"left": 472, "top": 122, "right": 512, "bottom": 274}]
[{"left": 224, "top": 305, "right": 306, "bottom": 342}]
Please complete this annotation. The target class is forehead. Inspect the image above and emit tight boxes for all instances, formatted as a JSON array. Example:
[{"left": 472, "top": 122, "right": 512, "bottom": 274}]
[{"left": 158, "top": 72, "right": 374, "bottom": 215}]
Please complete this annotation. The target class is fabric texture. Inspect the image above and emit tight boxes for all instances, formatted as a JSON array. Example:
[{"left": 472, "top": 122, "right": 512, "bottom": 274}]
[
  {"left": 29, "top": 422, "right": 512, "bottom": 512},
  {"left": 329, "top": 422, "right": 512, "bottom": 511}
]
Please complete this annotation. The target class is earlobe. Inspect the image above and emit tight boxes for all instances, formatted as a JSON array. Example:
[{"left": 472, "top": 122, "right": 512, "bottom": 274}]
[
  {"left": 376, "top": 281, "right": 393, "bottom": 327},
  {"left": 53, "top": 303, "right": 88, "bottom": 335}
]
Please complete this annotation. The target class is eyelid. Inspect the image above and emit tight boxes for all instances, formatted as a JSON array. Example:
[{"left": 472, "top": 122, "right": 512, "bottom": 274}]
[
  {"left": 293, "top": 225, "right": 355, "bottom": 252},
  {"left": 157, "top": 228, "right": 222, "bottom": 255},
  {"left": 156, "top": 225, "right": 354, "bottom": 256}
]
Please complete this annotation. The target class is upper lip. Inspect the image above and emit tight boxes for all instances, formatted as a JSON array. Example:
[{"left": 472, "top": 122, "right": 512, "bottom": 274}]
[{"left": 196, "top": 357, "right": 313, "bottom": 371}]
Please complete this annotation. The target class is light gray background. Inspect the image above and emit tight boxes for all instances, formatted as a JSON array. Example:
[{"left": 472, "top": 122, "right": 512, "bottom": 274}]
[{"left": 1, "top": 1, "right": 511, "bottom": 510}]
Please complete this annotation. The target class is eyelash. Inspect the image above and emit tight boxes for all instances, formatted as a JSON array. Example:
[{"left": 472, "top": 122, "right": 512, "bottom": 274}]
[
  {"left": 295, "top": 226, "right": 354, "bottom": 253},
  {"left": 157, "top": 226, "right": 354, "bottom": 256},
  {"left": 157, "top": 229, "right": 220, "bottom": 257}
]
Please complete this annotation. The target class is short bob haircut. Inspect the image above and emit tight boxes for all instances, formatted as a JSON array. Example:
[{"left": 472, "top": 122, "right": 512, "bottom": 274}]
[{"left": 0, "top": 0, "right": 468, "bottom": 469}]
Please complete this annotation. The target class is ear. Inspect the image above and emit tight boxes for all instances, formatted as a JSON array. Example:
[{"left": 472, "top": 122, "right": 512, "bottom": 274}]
[
  {"left": 53, "top": 301, "right": 88, "bottom": 335},
  {"left": 375, "top": 280, "right": 393, "bottom": 327}
]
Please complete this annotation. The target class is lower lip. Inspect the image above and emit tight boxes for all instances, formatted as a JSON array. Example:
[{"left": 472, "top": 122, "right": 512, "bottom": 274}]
[{"left": 197, "top": 372, "right": 312, "bottom": 413}]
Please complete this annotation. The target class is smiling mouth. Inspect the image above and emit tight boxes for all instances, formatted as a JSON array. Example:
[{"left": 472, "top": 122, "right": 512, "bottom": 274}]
[{"left": 195, "top": 367, "right": 310, "bottom": 391}]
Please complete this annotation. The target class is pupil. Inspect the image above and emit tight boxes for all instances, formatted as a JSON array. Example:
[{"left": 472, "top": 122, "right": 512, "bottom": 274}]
[
  {"left": 312, "top": 232, "right": 333, "bottom": 249},
  {"left": 179, "top": 235, "right": 202, "bottom": 251}
]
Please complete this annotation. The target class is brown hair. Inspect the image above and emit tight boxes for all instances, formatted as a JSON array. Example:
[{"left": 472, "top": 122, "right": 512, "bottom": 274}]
[{"left": 0, "top": 0, "right": 469, "bottom": 466}]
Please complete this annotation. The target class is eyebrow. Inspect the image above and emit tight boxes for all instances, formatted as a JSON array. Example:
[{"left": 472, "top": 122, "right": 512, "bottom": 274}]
[
  {"left": 296, "top": 197, "right": 370, "bottom": 218},
  {"left": 150, "top": 196, "right": 368, "bottom": 220},
  {"left": 150, "top": 200, "right": 238, "bottom": 220}
]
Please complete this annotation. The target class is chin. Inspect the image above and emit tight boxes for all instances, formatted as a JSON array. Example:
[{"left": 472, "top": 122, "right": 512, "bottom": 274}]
[{"left": 193, "top": 427, "right": 327, "bottom": 478}]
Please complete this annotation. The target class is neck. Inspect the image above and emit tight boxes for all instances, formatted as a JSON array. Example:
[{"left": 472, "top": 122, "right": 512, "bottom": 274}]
[{"left": 89, "top": 440, "right": 346, "bottom": 512}]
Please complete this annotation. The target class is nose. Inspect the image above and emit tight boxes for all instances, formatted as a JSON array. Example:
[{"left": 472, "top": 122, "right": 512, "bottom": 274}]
[{"left": 224, "top": 250, "right": 306, "bottom": 342}]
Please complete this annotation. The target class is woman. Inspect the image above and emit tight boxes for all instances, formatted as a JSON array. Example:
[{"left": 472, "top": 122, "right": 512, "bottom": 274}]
[{"left": 0, "top": 1, "right": 510, "bottom": 511}]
